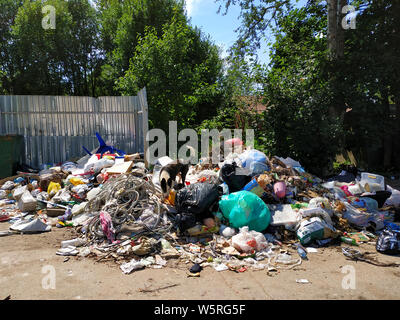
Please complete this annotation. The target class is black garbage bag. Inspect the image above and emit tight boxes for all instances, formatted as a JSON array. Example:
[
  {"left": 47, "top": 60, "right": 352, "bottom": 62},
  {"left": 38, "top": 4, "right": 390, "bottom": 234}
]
[
  {"left": 175, "top": 183, "right": 220, "bottom": 231},
  {"left": 376, "top": 227, "right": 400, "bottom": 255},
  {"left": 175, "top": 183, "right": 220, "bottom": 216},
  {"left": 220, "top": 162, "right": 251, "bottom": 193},
  {"left": 175, "top": 213, "right": 197, "bottom": 232}
]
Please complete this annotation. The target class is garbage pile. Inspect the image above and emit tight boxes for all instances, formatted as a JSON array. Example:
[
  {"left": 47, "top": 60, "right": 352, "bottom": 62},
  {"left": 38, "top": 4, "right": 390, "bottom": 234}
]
[{"left": 1, "top": 139, "right": 400, "bottom": 275}]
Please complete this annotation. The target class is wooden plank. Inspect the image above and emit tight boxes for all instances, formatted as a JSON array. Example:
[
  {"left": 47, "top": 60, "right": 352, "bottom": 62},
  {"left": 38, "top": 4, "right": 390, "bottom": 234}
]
[{"left": 106, "top": 161, "right": 133, "bottom": 174}]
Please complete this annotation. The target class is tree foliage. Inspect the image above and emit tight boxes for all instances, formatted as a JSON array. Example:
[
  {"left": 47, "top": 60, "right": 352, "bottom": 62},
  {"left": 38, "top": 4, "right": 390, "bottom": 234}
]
[
  {"left": 95, "top": 0, "right": 187, "bottom": 95},
  {"left": 6, "top": 0, "right": 99, "bottom": 95},
  {"left": 214, "top": 0, "right": 399, "bottom": 173},
  {"left": 118, "top": 16, "right": 224, "bottom": 132}
]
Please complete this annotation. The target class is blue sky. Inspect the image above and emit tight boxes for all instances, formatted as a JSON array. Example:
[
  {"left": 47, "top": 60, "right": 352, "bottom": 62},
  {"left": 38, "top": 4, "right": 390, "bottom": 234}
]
[{"left": 186, "top": 0, "right": 308, "bottom": 65}]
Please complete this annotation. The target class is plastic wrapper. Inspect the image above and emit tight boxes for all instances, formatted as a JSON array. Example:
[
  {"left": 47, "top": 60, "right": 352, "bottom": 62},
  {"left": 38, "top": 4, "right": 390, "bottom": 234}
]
[{"left": 384, "top": 185, "right": 400, "bottom": 207}]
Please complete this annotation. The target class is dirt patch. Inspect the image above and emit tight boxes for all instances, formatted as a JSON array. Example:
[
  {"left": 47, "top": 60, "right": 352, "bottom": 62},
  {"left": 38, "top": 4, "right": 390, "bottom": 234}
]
[{"left": 1, "top": 223, "right": 400, "bottom": 300}]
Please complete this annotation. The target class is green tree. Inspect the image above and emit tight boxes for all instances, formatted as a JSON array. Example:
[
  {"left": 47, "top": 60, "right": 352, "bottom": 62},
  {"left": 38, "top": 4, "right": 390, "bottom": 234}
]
[
  {"left": 0, "top": 0, "right": 24, "bottom": 93},
  {"left": 256, "top": 2, "right": 343, "bottom": 175},
  {"left": 336, "top": 1, "right": 400, "bottom": 170},
  {"left": 197, "top": 51, "right": 264, "bottom": 134},
  {"left": 9, "top": 0, "right": 99, "bottom": 95},
  {"left": 216, "top": 0, "right": 293, "bottom": 55},
  {"left": 118, "top": 16, "right": 224, "bottom": 132},
  {"left": 96, "top": 0, "right": 187, "bottom": 95}
]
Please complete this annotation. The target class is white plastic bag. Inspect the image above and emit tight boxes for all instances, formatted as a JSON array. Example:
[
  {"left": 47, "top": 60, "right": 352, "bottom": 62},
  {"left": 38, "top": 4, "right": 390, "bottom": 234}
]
[
  {"left": 231, "top": 226, "right": 269, "bottom": 253},
  {"left": 0, "top": 190, "right": 7, "bottom": 199},
  {"left": 385, "top": 185, "right": 400, "bottom": 207},
  {"left": 308, "top": 197, "right": 333, "bottom": 216},
  {"left": 12, "top": 185, "right": 28, "bottom": 201},
  {"left": 84, "top": 157, "right": 114, "bottom": 173},
  {"left": 1, "top": 181, "right": 15, "bottom": 190}
]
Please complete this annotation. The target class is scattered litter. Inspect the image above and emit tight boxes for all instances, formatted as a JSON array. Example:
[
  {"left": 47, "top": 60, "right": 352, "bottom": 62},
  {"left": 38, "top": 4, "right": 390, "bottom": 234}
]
[
  {"left": 296, "top": 279, "right": 311, "bottom": 284},
  {"left": 214, "top": 264, "right": 229, "bottom": 272},
  {"left": 0, "top": 140, "right": 398, "bottom": 279}
]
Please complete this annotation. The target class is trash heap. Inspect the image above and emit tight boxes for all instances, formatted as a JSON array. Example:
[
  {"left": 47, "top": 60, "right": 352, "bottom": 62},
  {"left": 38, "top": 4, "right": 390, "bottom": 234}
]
[{"left": 1, "top": 140, "right": 400, "bottom": 275}]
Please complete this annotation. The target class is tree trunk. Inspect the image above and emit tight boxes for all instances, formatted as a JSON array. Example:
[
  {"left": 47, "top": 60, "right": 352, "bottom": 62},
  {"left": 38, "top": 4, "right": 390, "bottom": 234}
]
[
  {"left": 328, "top": 0, "right": 338, "bottom": 59},
  {"left": 383, "top": 90, "right": 392, "bottom": 169},
  {"left": 336, "top": 0, "right": 347, "bottom": 58}
]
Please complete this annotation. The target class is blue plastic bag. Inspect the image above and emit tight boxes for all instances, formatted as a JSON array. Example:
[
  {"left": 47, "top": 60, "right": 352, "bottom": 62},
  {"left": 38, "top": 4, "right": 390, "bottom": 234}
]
[
  {"left": 240, "top": 149, "right": 268, "bottom": 169},
  {"left": 218, "top": 191, "right": 271, "bottom": 232}
]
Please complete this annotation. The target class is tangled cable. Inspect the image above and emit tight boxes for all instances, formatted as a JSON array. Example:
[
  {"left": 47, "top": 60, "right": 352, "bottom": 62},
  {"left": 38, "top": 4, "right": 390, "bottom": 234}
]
[{"left": 84, "top": 171, "right": 172, "bottom": 241}]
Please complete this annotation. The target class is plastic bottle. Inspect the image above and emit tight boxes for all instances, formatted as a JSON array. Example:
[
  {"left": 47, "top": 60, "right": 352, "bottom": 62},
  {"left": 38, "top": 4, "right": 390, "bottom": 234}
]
[
  {"left": 341, "top": 236, "right": 359, "bottom": 246},
  {"left": 296, "top": 243, "right": 308, "bottom": 260}
]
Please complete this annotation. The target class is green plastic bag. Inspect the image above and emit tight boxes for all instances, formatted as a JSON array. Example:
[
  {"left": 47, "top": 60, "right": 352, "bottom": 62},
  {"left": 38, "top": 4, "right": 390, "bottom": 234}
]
[{"left": 219, "top": 191, "right": 271, "bottom": 232}]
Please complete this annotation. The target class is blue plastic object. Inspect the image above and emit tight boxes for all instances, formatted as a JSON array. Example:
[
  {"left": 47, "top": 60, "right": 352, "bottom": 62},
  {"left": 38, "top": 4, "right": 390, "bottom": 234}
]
[
  {"left": 83, "top": 132, "right": 126, "bottom": 157},
  {"left": 239, "top": 149, "right": 268, "bottom": 170},
  {"left": 249, "top": 162, "right": 270, "bottom": 176},
  {"left": 384, "top": 221, "right": 400, "bottom": 232}
]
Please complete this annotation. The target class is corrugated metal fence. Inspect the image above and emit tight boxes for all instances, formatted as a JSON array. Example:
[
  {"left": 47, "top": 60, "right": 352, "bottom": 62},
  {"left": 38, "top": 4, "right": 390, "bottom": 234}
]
[{"left": 0, "top": 88, "right": 148, "bottom": 169}]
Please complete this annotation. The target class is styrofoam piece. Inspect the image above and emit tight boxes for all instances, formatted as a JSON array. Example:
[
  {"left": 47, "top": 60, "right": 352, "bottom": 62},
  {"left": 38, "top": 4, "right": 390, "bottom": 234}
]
[
  {"left": 268, "top": 204, "right": 301, "bottom": 226},
  {"left": 156, "top": 156, "right": 174, "bottom": 167},
  {"left": 18, "top": 190, "right": 37, "bottom": 212}
]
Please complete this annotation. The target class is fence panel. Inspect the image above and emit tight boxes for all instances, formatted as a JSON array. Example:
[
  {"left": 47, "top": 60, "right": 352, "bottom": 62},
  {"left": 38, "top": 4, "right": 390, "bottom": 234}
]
[{"left": 0, "top": 88, "right": 148, "bottom": 169}]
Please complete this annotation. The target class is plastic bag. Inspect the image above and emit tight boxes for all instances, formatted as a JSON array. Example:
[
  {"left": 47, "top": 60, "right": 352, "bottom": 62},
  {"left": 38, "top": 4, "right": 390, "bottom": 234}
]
[
  {"left": 47, "top": 182, "right": 61, "bottom": 196},
  {"left": 61, "top": 162, "right": 78, "bottom": 173},
  {"left": 69, "top": 177, "right": 85, "bottom": 186},
  {"left": 384, "top": 185, "right": 400, "bottom": 207},
  {"left": 0, "top": 190, "right": 7, "bottom": 199},
  {"left": 248, "top": 162, "right": 270, "bottom": 176},
  {"left": 348, "top": 196, "right": 379, "bottom": 211},
  {"left": 239, "top": 149, "right": 268, "bottom": 169},
  {"left": 219, "top": 191, "right": 271, "bottom": 232},
  {"left": 376, "top": 227, "right": 400, "bottom": 255},
  {"left": 1, "top": 181, "right": 15, "bottom": 190},
  {"left": 231, "top": 226, "right": 269, "bottom": 253},
  {"left": 52, "top": 189, "right": 71, "bottom": 203},
  {"left": 347, "top": 183, "right": 364, "bottom": 196},
  {"left": 12, "top": 185, "right": 28, "bottom": 201},
  {"left": 175, "top": 183, "right": 219, "bottom": 216},
  {"left": 220, "top": 162, "right": 251, "bottom": 193},
  {"left": 84, "top": 157, "right": 114, "bottom": 173},
  {"left": 175, "top": 183, "right": 220, "bottom": 232}
]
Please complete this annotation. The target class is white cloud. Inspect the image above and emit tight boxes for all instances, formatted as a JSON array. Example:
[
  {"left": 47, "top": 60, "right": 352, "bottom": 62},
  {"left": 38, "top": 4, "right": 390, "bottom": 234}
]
[{"left": 186, "top": 0, "right": 203, "bottom": 17}]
